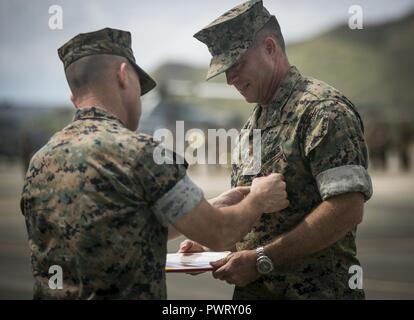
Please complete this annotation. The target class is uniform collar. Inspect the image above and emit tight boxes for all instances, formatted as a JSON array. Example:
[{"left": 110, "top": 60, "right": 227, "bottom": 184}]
[
  {"left": 253, "top": 66, "right": 302, "bottom": 129},
  {"left": 73, "top": 106, "right": 124, "bottom": 125}
]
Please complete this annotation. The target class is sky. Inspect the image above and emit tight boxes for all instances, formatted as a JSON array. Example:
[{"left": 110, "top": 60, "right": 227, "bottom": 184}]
[{"left": 1, "top": 0, "right": 414, "bottom": 105}]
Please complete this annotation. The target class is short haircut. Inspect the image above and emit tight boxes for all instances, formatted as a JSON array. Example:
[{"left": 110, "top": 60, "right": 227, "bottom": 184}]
[
  {"left": 65, "top": 54, "right": 126, "bottom": 96},
  {"left": 254, "top": 16, "right": 286, "bottom": 53}
]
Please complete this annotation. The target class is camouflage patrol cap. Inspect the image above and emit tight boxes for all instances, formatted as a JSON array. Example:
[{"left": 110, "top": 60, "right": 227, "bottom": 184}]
[
  {"left": 58, "top": 27, "right": 156, "bottom": 95},
  {"left": 194, "top": 0, "right": 272, "bottom": 80}
]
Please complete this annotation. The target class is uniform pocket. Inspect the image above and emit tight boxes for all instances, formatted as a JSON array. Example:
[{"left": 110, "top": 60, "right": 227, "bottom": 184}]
[{"left": 261, "top": 145, "right": 286, "bottom": 175}]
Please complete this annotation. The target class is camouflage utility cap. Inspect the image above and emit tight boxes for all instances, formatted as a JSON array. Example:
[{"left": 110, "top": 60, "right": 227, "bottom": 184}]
[
  {"left": 58, "top": 27, "right": 156, "bottom": 95},
  {"left": 194, "top": 0, "right": 272, "bottom": 80}
]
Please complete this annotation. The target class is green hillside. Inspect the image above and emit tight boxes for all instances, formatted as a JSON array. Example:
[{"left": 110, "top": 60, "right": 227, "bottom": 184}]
[{"left": 287, "top": 11, "right": 414, "bottom": 120}]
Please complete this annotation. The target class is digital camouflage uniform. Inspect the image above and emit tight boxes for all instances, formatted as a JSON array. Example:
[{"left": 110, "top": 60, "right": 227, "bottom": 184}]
[
  {"left": 195, "top": 0, "right": 372, "bottom": 299},
  {"left": 20, "top": 29, "right": 204, "bottom": 299}
]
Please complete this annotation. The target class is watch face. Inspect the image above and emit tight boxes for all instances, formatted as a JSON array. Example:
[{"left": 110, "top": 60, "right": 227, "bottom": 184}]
[{"left": 257, "top": 257, "right": 273, "bottom": 274}]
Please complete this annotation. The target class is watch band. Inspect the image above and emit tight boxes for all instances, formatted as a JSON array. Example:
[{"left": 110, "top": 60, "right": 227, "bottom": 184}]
[
  {"left": 255, "top": 246, "right": 274, "bottom": 275},
  {"left": 256, "top": 246, "right": 266, "bottom": 258}
]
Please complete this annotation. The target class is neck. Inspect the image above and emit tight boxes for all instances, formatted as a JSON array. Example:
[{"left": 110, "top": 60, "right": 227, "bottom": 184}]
[
  {"left": 74, "top": 94, "right": 128, "bottom": 128},
  {"left": 260, "top": 60, "right": 291, "bottom": 107}
]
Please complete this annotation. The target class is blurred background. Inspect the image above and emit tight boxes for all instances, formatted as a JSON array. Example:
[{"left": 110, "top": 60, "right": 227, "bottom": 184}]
[{"left": 1, "top": 0, "right": 414, "bottom": 299}]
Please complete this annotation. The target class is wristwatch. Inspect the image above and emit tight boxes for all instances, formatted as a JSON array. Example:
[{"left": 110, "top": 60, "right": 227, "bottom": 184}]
[{"left": 256, "top": 246, "right": 274, "bottom": 275}]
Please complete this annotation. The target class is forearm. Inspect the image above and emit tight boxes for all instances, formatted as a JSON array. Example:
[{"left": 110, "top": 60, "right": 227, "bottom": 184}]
[
  {"left": 173, "top": 174, "right": 286, "bottom": 251},
  {"left": 169, "top": 195, "right": 236, "bottom": 242},
  {"left": 213, "top": 194, "right": 262, "bottom": 249},
  {"left": 188, "top": 195, "right": 242, "bottom": 251},
  {"left": 265, "top": 193, "right": 363, "bottom": 267},
  {"left": 173, "top": 197, "right": 261, "bottom": 251}
]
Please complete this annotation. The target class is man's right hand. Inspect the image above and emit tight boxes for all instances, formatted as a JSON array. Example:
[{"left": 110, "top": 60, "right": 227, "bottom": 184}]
[
  {"left": 249, "top": 173, "right": 289, "bottom": 213},
  {"left": 172, "top": 173, "right": 289, "bottom": 251},
  {"left": 178, "top": 239, "right": 207, "bottom": 253},
  {"left": 178, "top": 239, "right": 209, "bottom": 275}
]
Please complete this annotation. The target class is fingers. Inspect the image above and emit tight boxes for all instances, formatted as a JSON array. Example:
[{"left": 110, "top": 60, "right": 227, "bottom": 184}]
[
  {"left": 210, "top": 253, "right": 231, "bottom": 269},
  {"left": 212, "top": 264, "right": 228, "bottom": 280},
  {"left": 210, "top": 258, "right": 227, "bottom": 269},
  {"left": 280, "top": 198, "right": 290, "bottom": 210},
  {"left": 235, "top": 186, "right": 251, "bottom": 196},
  {"left": 178, "top": 240, "right": 194, "bottom": 253},
  {"left": 213, "top": 265, "right": 239, "bottom": 285},
  {"left": 179, "top": 240, "right": 208, "bottom": 253},
  {"left": 276, "top": 178, "right": 289, "bottom": 211},
  {"left": 251, "top": 172, "right": 290, "bottom": 213},
  {"left": 211, "top": 253, "right": 233, "bottom": 281},
  {"left": 267, "top": 172, "right": 284, "bottom": 180}
]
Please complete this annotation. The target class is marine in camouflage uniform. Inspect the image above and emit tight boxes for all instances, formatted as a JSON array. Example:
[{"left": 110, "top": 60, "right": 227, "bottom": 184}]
[
  {"left": 195, "top": 0, "right": 372, "bottom": 299},
  {"left": 20, "top": 28, "right": 204, "bottom": 299}
]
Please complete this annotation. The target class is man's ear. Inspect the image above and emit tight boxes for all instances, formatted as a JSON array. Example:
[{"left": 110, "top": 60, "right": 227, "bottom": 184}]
[
  {"left": 117, "top": 62, "right": 129, "bottom": 89},
  {"left": 70, "top": 94, "right": 77, "bottom": 107},
  {"left": 264, "top": 36, "right": 277, "bottom": 56}
]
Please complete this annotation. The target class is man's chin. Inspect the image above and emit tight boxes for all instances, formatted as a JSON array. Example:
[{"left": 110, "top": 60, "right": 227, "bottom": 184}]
[
  {"left": 129, "top": 117, "right": 139, "bottom": 132},
  {"left": 243, "top": 95, "right": 256, "bottom": 104}
]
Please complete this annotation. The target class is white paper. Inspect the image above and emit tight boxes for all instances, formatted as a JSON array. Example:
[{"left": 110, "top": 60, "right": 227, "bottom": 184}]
[{"left": 166, "top": 251, "right": 231, "bottom": 271}]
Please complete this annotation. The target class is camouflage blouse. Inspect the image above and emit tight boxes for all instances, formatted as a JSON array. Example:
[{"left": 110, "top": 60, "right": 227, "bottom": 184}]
[
  {"left": 21, "top": 107, "right": 203, "bottom": 299},
  {"left": 231, "top": 66, "right": 372, "bottom": 299}
]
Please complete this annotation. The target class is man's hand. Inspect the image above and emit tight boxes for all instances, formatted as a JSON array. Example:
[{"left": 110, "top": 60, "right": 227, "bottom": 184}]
[
  {"left": 172, "top": 173, "right": 288, "bottom": 251},
  {"left": 209, "top": 186, "right": 251, "bottom": 208},
  {"left": 177, "top": 240, "right": 209, "bottom": 275},
  {"left": 211, "top": 250, "right": 259, "bottom": 287},
  {"left": 178, "top": 239, "right": 208, "bottom": 253},
  {"left": 250, "top": 173, "right": 289, "bottom": 213},
  {"left": 178, "top": 174, "right": 288, "bottom": 254},
  {"left": 178, "top": 186, "right": 251, "bottom": 254}
]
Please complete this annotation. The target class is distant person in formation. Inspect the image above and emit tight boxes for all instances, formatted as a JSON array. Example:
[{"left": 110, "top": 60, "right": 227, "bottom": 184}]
[
  {"left": 396, "top": 122, "right": 412, "bottom": 172},
  {"left": 19, "top": 130, "right": 33, "bottom": 175},
  {"left": 20, "top": 27, "right": 289, "bottom": 299},
  {"left": 366, "top": 122, "right": 390, "bottom": 171}
]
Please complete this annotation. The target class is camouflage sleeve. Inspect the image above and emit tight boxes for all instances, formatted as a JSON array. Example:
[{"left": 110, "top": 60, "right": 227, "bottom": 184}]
[
  {"left": 303, "top": 101, "right": 373, "bottom": 201},
  {"left": 135, "top": 144, "right": 204, "bottom": 227}
]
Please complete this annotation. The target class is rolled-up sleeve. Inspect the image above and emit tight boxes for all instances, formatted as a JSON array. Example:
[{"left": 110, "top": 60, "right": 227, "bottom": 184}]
[
  {"left": 316, "top": 165, "right": 372, "bottom": 201},
  {"left": 151, "top": 174, "right": 204, "bottom": 227},
  {"left": 303, "top": 101, "right": 373, "bottom": 201},
  {"left": 134, "top": 139, "right": 204, "bottom": 227}
]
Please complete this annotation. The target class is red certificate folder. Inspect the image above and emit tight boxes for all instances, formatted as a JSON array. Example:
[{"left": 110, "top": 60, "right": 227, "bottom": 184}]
[{"left": 166, "top": 252, "right": 231, "bottom": 273}]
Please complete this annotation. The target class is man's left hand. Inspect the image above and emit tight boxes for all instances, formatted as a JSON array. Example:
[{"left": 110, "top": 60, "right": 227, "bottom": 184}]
[{"left": 211, "top": 250, "right": 259, "bottom": 287}]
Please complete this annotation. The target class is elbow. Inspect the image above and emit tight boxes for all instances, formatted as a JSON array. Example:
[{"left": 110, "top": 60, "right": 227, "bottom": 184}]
[
  {"left": 351, "top": 198, "right": 364, "bottom": 226},
  {"left": 353, "top": 193, "right": 365, "bottom": 226},
  {"left": 346, "top": 206, "right": 364, "bottom": 229},
  {"left": 337, "top": 192, "right": 365, "bottom": 228}
]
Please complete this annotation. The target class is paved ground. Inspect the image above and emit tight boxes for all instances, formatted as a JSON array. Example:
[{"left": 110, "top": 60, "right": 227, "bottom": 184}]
[{"left": 0, "top": 157, "right": 413, "bottom": 300}]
